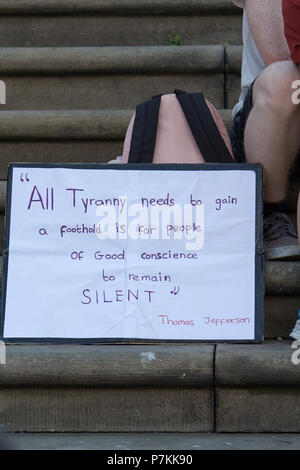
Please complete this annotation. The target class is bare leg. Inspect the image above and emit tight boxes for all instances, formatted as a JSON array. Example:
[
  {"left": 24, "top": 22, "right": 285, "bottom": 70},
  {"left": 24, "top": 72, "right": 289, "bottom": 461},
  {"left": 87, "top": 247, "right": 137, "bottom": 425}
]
[{"left": 244, "top": 60, "right": 300, "bottom": 202}]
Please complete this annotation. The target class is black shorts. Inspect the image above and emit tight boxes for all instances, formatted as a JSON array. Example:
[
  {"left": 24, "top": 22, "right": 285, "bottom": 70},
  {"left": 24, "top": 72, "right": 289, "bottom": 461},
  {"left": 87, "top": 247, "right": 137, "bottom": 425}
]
[{"left": 229, "top": 81, "right": 255, "bottom": 163}]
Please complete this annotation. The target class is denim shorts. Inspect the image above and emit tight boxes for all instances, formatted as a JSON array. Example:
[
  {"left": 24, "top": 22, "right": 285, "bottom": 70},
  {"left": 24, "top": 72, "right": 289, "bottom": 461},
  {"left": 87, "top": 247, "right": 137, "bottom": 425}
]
[{"left": 229, "top": 81, "right": 255, "bottom": 163}]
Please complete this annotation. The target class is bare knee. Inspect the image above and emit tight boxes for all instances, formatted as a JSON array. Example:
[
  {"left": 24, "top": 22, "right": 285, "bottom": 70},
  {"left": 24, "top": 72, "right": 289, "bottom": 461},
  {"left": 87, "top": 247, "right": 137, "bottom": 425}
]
[{"left": 253, "top": 60, "right": 300, "bottom": 117}]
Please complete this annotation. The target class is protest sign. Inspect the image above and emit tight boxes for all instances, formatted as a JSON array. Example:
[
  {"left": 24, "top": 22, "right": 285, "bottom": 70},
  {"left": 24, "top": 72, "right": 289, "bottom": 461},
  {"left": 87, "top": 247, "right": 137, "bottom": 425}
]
[{"left": 0, "top": 163, "right": 264, "bottom": 342}]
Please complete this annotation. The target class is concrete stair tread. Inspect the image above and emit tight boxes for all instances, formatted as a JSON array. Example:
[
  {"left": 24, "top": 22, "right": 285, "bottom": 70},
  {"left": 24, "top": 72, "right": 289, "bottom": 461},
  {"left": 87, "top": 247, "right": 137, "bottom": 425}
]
[
  {"left": 217, "top": 340, "right": 300, "bottom": 386},
  {"left": 0, "top": 45, "right": 242, "bottom": 111},
  {"left": 4, "top": 432, "right": 300, "bottom": 451},
  {"left": 0, "top": 343, "right": 214, "bottom": 387},
  {"left": 0, "top": 108, "right": 234, "bottom": 139},
  {"left": 0, "top": 45, "right": 226, "bottom": 74},
  {"left": 0, "top": 45, "right": 236, "bottom": 111}
]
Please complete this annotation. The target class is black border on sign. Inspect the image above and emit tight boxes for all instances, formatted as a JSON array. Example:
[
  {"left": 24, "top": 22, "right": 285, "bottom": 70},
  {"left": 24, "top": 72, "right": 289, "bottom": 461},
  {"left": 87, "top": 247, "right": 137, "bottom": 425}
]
[{"left": 0, "top": 162, "right": 264, "bottom": 344}]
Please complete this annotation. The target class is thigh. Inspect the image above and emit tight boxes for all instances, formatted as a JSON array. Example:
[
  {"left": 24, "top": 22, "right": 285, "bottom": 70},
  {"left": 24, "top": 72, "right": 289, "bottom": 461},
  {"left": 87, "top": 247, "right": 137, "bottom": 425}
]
[{"left": 252, "top": 60, "right": 300, "bottom": 106}]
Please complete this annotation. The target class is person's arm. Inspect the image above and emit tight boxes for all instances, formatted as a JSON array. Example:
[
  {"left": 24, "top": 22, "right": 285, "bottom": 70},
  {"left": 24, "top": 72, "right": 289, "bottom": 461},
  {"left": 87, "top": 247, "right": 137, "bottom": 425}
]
[{"left": 245, "top": 0, "right": 291, "bottom": 65}]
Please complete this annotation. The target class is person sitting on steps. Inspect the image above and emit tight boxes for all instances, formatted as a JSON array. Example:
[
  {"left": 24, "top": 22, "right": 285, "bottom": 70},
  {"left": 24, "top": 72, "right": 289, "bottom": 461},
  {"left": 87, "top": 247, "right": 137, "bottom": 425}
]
[{"left": 230, "top": 0, "right": 300, "bottom": 262}]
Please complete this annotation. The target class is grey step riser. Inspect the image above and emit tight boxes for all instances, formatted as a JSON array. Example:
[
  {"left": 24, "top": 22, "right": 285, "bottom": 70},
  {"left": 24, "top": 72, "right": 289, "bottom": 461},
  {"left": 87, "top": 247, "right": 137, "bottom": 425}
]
[
  {"left": 0, "top": 74, "right": 225, "bottom": 110},
  {"left": 0, "top": 342, "right": 214, "bottom": 432},
  {"left": 0, "top": 109, "right": 234, "bottom": 139},
  {"left": 227, "top": 74, "right": 242, "bottom": 109},
  {"left": 216, "top": 388, "right": 300, "bottom": 433},
  {"left": 216, "top": 341, "right": 300, "bottom": 432},
  {"left": 265, "top": 296, "right": 300, "bottom": 339},
  {"left": 0, "top": 45, "right": 241, "bottom": 110},
  {"left": 0, "top": 15, "right": 242, "bottom": 47},
  {"left": 0, "top": 386, "right": 214, "bottom": 433},
  {"left": 5, "top": 385, "right": 300, "bottom": 432},
  {"left": 0, "top": 46, "right": 226, "bottom": 73}
]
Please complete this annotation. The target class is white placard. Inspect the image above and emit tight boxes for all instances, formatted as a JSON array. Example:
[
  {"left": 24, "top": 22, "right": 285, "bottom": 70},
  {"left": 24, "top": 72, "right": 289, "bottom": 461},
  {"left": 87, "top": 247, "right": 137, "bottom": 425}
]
[{"left": 1, "top": 165, "right": 261, "bottom": 341}]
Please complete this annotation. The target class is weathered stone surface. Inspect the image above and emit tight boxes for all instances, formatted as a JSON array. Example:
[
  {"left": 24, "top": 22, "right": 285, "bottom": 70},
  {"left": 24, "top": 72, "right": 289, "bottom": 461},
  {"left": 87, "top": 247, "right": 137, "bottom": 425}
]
[
  {"left": 266, "top": 262, "right": 300, "bottom": 296},
  {"left": 0, "top": 109, "right": 233, "bottom": 141},
  {"left": 0, "top": 344, "right": 214, "bottom": 432},
  {"left": 0, "top": 46, "right": 224, "bottom": 74},
  {"left": 264, "top": 296, "right": 300, "bottom": 339},
  {"left": 0, "top": 110, "right": 133, "bottom": 140},
  {"left": 0, "top": 0, "right": 241, "bottom": 15},
  {"left": 0, "top": 15, "right": 242, "bottom": 47},
  {"left": 0, "top": 386, "right": 214, "bottom": 432}
]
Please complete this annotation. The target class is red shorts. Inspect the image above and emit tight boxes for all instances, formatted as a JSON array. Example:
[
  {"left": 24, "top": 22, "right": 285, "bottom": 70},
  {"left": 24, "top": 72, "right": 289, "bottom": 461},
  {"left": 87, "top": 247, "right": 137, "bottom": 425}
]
[{"left": 282, "top": 0, "right": 300, "bottom": 64}]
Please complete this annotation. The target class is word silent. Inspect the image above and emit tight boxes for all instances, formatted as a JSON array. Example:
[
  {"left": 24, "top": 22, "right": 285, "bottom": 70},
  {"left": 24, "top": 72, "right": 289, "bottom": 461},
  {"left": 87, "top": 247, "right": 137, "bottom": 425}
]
[{"left": 81, "top": 288, "right": 156, "bottom": 304}]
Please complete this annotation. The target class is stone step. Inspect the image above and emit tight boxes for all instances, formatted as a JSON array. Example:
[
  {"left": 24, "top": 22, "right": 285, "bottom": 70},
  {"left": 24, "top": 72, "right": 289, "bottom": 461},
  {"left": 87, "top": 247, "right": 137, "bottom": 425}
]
[
  {"left": 0, "top": 15, "right": 242, "bottom": 48},
  {"left": 0, "top": 109, "right": 234, "bottom": 140},
  {"left": 0, "top": 0, "right": 240, "bottom": 15},
  {"left": 0, "top": 0, "right": 242, "bottom": 47},
  {"left": 0, "top": 107, "right": 297, "bottom": 179},
  {"left": 0, "top": 110, "right": 135, "bottom": 141},
  {"left": 265, "top": 295, "right": 300, "bottom": 339},
  {"left": 0, "top": 46, "right": 225, "bottom": 111},
  {"left": 0, "top": 340, "right": 299, "bottom": 432},
  {"left": 0, "top": 343, "right": 215, "bottom": 432}
]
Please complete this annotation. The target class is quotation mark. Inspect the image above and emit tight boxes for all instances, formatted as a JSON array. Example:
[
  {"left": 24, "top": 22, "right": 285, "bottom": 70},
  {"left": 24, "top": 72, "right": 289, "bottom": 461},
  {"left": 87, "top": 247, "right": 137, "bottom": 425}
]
[
  {"left": 170, "top": 286, "right": 180, "bottom": 296},
  {"left": 20, "top": 173, "right": 30, "bottom": 182}
]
